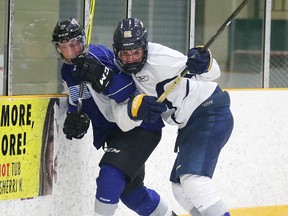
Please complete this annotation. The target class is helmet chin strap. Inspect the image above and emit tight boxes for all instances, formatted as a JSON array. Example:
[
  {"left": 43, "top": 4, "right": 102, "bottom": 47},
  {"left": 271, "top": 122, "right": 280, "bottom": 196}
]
[{"left": 122, "top": 62, "right": 144, "bottom": 74}]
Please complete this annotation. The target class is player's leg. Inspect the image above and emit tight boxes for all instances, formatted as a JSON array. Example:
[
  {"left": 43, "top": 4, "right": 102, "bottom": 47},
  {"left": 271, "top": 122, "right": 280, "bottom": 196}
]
[
  {"left": 94, "top": 164, "right": 127, "bottom": 215},
  {"left": 171, "top": 182, "right": 200, "bottom": 215},
  {"left": 95, "top": 127, "right": 173, "bottom": 215},
  {"left": 122, "top": 189, "right": 175, "bottom": 216},
  {"left": 120, "top": 166, "right": 174, "bottom": 216},
  {"left": 171, "top": 105, "right": 233, "bottom": 216},
  {"left": 177, "top": 174, "right": 229, "bottom": 216}
]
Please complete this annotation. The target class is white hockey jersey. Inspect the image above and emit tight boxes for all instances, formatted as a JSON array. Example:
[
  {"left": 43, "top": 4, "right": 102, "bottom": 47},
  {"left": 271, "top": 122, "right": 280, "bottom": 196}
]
[{"left": 95, "top": 42, "right": 221, "bottom": 131}]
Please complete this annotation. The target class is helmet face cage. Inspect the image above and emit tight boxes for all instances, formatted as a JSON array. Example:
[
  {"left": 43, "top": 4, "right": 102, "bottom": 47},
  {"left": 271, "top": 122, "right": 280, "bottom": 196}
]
[
  {"left": 51, "top": 18, "right": 87, "bottom": 64},
  {"left": 113, "top": 18, "right": 148, "bottom": 74}
]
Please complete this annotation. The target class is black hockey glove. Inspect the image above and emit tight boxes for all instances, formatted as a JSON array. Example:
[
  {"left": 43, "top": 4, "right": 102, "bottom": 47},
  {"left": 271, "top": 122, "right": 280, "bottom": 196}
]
[
  {"left": 72, "top": 56, "right": 113, "bottom": 93},
  {"left": 63, "top": 112, "right": 90, "bottom": 140},
  {"left": 186, "top": 46, "right": 212, "bottom": 75},
  {"left": 127, "top": 94, "right": 167, "bottom": 123}
]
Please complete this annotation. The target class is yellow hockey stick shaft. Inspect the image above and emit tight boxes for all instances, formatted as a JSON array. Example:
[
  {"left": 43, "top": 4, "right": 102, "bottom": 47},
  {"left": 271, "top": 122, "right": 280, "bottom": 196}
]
[{"left": 77, "top": 0, "right": 96, "bottom": 113}]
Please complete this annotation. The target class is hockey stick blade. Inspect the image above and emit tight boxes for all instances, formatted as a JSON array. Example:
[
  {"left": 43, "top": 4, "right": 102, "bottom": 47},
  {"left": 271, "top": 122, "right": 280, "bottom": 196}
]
[{"left": 157, "top": 0, "right": 250, "bottom": 103}]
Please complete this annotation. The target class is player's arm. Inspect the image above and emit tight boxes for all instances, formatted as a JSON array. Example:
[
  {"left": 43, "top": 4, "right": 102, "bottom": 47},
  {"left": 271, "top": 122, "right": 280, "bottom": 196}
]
[
  {"left": 72, "top": 56, "right": 113, "bottom": 93},
  {"left": 110, "top": 99, "right": 142, "bottom": 132},
  {"left": 104, "top": 72, "right": 136, "bottom": 103},
  {"left": 107, "top": 92, "right": 167, "bottom": 132}
]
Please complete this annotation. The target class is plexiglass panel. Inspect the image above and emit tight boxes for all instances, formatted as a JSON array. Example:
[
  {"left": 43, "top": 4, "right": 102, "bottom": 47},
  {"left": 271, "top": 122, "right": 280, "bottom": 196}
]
[
  {"left": 9, "top": 0, "right": 83, "bottom": 95},
  {"left": 196, "top": 0, "right": 264, "bottom": 88},
  {"left": 0, "top": 1, "right": 8, "bottom": 95},
  {"left": 269, "top": 0, "right": 288, "bottom": 87},
  {"left": 92, "top": 0, "right": 127, "bottom": 49},
  {"left": 1, "top": 0, "right": 287, "bottom": 95},
  {"left": 132, "top": 0, "right": 189, "bottom": 53}
]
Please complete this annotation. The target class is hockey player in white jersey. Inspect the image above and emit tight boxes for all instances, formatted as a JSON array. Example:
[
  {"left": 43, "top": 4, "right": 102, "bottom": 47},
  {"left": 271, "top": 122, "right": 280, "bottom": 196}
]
[{"left": 110, "top": 18, "right": 234, "bottom": 216}]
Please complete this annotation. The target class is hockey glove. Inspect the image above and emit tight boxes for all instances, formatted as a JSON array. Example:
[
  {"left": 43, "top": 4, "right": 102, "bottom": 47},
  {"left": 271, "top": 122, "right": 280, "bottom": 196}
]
[
  {"left": 127, "top": 94, "right": 167, "bottom": 123},
  {"left": 63, "top": 112, "right": 90, "bottom": 140},
  {"left": 186, "top": 46, "right": 212, "bottom": 75},
  {"left": 72, "top": 56, "right": 113, "bottom": 93}
]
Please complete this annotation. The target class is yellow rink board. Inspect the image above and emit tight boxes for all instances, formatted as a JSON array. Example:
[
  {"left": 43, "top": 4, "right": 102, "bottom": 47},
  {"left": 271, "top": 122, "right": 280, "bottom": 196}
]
[
  {"left": 229, "top": 205, "right": 288, "bottom": 216},
  {"left": 179, "top": 205, "right": 288, "bottom": 216}
]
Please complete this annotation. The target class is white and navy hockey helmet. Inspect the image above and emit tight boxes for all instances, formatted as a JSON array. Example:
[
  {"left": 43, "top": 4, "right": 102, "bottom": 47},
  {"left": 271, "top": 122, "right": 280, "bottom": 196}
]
[{"left": 113, "top": 18, "right": 148, "bottom": 74}]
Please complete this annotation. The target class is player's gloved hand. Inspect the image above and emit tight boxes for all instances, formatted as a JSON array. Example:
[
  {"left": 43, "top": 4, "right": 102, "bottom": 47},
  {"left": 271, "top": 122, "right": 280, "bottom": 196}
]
[
  {"left": 72, "top": 56, "right": 113, "bottom": 93},
  {"left": 127, "top": 94, "right": 167, "bottom": 123},
  {"left": 63, "top": 112, "right": 90, "bottom": 140},
  {"left": 186, "top": 46, "right": 212, "bottom": 75}
]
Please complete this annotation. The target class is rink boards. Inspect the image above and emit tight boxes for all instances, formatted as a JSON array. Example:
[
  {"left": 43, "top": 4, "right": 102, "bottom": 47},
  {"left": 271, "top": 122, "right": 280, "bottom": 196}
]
[{"left": 179, "top": 205, "right": 288, "bottom": 216}]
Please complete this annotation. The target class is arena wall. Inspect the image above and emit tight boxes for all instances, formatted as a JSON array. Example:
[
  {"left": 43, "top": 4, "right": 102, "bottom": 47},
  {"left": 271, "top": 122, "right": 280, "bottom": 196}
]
[{"left": 0, "top": 89, "right": 287, "bottom": 216}]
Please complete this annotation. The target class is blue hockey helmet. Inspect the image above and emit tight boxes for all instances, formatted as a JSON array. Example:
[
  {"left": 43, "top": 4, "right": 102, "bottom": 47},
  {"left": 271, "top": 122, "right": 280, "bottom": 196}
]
[{"left": 113, "top": 18, "right": 148, "bottom": 74}]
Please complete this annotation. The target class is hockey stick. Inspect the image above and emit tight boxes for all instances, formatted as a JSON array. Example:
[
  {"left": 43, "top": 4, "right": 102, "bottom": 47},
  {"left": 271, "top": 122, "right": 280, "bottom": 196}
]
[
  {"left": 157, "top": 0, "right": 250, "bottom": 103},
  {"left": 66, "top": 0, "right": 95, "bottom": 140},
  {"left": 77, "top": 0, "right": 96, "bottom": 113}
]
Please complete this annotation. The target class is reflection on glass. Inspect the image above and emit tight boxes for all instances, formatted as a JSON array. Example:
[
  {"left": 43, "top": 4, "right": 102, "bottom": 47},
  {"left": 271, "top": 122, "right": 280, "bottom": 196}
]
[
  {"left": 0, "top": 0, "right": 8, "bottom": 95},
  {"left": 196, "top": 0, "right": 264, "bottom": 88},
  {"left": 269, "top": 0, "right": 288, "bottom": 87},
  {"left": 2, "top": 0, "right": 288, "bottom": 93}
]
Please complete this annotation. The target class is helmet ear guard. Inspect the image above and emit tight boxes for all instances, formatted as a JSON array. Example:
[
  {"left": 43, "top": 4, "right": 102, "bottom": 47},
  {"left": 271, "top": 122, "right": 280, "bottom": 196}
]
[
  {"left": 113, "top": 18, "right": 148, "bottom": 74},
  {"left": 51, "top": 18, "right": 87, "bottom": 64}
]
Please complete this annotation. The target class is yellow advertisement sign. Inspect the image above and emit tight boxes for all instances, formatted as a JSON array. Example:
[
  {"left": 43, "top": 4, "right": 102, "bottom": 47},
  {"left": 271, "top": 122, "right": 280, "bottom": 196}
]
[{"left": 0, "top": 97, "right": 58, "bottom": 200}]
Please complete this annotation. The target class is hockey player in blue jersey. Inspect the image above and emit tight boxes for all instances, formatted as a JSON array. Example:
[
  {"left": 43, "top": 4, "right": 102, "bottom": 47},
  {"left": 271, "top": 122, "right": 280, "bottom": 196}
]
[
  {"left": 51, "top": 18, "right": 176, "bottom": 216},
  {"left": 109, "top": 18, "right": 234, "bottom": 216}
]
